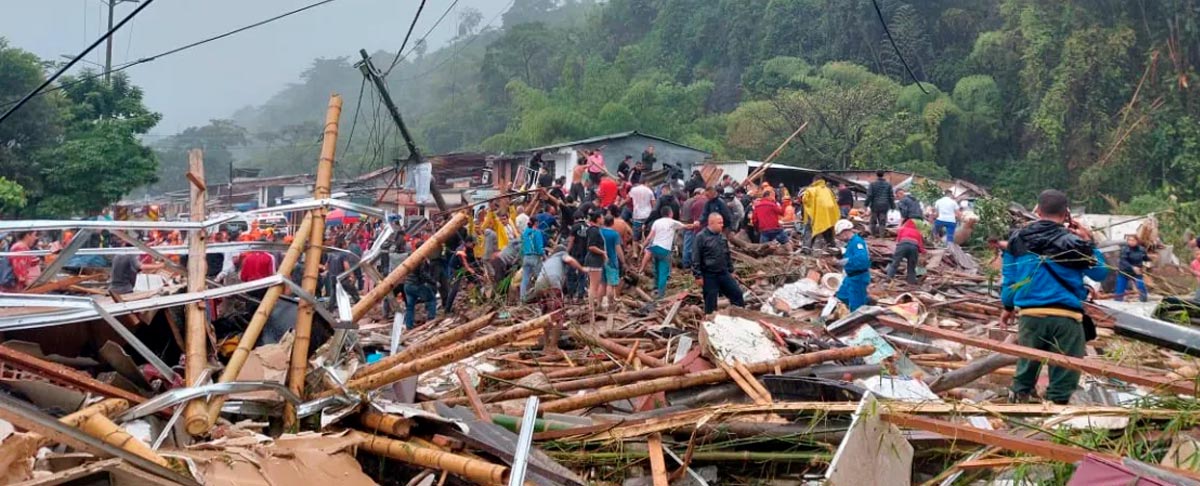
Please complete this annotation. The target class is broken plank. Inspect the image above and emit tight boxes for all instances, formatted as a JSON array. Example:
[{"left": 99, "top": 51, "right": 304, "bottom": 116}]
[
  {"left": 877, "top": 315, "right": 1197, "bottom": 396},
  {"left": 647, "top": 433, "right": 670, "bottom": 486},
  {"left": 456, "top": 366, "right": 492, "bottom": 422}
]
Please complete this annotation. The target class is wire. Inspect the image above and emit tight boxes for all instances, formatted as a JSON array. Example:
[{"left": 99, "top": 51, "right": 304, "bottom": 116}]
[
  {"left": 395, "top": 0, "right": 514, "bottom": 82},
  {"left": 382, "top": 0, "right": 462, "bottom": 78},
  {"left": 871, "top": 0, "right": 929, "bottom": 94},
  {"left": 383, "top": 0, "right": 428, "bottom": 76},
  {"left": 0, "top": 0, "right": 156, "bottom": 125},
  {"left": 0, "top": 0, "right": 342, "bottom": 111}
]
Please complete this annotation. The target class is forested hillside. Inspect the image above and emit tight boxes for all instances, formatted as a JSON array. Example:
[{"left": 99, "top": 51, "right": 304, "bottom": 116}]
[{"left": 160, "top": 0, "right": 1200, "bottom": 209}]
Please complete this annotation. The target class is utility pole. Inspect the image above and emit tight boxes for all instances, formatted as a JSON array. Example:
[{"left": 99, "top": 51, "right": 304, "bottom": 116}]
[
  {"left": 104, "top": 0, "right": 139, "bottom": 83},
  {"left": 355, "top": 49, "right": 447, "bottom": 212}
]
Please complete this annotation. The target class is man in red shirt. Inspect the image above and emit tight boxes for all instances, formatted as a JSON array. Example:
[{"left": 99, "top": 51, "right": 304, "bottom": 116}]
[
  {"left": 597, "top": 176, "right": 618, "bottom": 209},
  {"left": 239, "top": 250, "right": 276, "bottom": 283},
  {"left": 753, "top": 190, "right": 788, "bottom": 247}
]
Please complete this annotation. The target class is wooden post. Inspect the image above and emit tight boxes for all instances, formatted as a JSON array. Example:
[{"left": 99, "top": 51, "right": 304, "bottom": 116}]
[
  {"left": 285, "top": 94, "right": 343, "bottom": 429},
  {"left": 350, "top": 212, "right": 470, "bottom": 322},
  {"left": 196, "top": 213, "right": 314, "bottom": 433},
  {"left": 647, "top": 433, "right": 670, "bottom": 486},
  {"left": 182, "top": 148, "right": 210, "bottom": 436}
]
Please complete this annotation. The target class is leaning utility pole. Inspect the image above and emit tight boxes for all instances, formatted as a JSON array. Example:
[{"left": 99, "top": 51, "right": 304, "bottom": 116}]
[
  {"left": 104, "top": 0, "right": 140, "bottom": 83},
  {"left": 355, "top": 49, "right": 447, "bottom": 212}
]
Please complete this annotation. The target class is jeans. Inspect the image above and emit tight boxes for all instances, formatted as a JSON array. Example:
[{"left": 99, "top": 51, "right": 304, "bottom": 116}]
[
  {"left": 632, "top": 219, "right": 647, "bottom": 242},
  {"left": 1012, "top": 315, "right": 1085, "bottom": 404},
  {"left": 565, "top": 265, "right": 587, "bottom": 300},
  {"left": 681, "top": 231, "right": 696, "bottom": 269},
  {"left": 402, "top": 283, "right": 437, "bottom": 329},
  {"left": 839, "top": 205, "right": 851, "bottom": 218},
  {"left": 870, "top": 208, "right": 889, "bottom": 237},
  {"left": 934, "top": 220, "right": 956, "bottom": 244},
  {"left": 1114, "top": 272, "right": 1148, "bottom": 302},
  {"left": 760, "top": 229, "right": 787, "bottom": 245},
  {"left": 520, "top": 255, "right": 542, "bottom": 302},
  {"left": 701, "top": 271, "right": 745, "bottom": 314},
  {"left": 887, "top": 241, "right": 920, "bottom": 285},
  {"left": 649, "top": 246, "right": 671, "bottom": 298}
]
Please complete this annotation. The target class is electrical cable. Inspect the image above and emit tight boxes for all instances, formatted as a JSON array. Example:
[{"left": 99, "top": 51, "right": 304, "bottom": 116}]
[
  {"left": 382, "top": 0, "right": 461, "bottom": 77},
  {"left": 0, "top": 0, "right": 156, "bottom": 125},
  {"left": 395, "top": 0, "right": 514, "bottom": 82},
  {"left": 0, "top": 0, "right": 342, "bottom": 111},
  {"left": 871, "top": 0, "right": 929, "bottom": 94},
  {"left": 383, "top": 0, "right": 428, "bottom": 76}
]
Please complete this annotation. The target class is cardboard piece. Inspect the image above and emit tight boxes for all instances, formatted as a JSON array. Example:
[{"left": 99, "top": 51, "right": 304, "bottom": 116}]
[{"left": 181, "top": 433, "right": 376, "bottom": 486}]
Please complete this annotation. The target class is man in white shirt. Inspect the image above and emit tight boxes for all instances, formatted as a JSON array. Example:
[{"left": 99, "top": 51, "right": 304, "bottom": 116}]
[
  {"left": 629, "top": 182, "right": 656, "bottom": 242},
  {"left": 933, "top": 189, "right": 962, "bottom": 245},
  {"left": 637, "top": 206, "right": 697, "bottom": 298}
]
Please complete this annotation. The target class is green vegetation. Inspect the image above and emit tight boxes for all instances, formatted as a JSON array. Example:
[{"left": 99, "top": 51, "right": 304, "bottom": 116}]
[
  {"left": 5, "top": 0, "right": 1200, "bottom": 220},
  {"left": 0, "top": 39, "right": 160, "bottom": 217}
]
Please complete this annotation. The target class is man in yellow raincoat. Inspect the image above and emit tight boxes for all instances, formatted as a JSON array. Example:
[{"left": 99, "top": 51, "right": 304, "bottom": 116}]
[{"left": 802, "top": 178, "right": 839, "bottom": 250}]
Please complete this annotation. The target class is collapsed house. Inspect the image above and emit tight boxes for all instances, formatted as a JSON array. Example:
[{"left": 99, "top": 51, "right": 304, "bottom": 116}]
[{"left": 3, "top": 97, "right": 1200, "bottom": 486}]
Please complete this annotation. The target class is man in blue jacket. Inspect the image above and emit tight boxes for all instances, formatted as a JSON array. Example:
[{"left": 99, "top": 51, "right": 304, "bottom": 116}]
[
  {"left": 834, "top": 219, "right": 871, "bottom": 311},
  {"left": 519, "top": 218, "right": 546, "bottom": 302},
  {"left": 1000, "top": 189, "right": 1108, "bottom": 405}
]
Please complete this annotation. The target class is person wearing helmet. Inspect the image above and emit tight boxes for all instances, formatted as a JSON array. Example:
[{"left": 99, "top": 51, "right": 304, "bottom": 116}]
[{"left": 834, "top": 219, "right": 871, "bottom": 311}]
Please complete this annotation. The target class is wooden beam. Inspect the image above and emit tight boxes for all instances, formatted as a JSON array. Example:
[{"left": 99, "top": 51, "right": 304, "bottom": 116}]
[
  {"left": 647, "top": 433, "right": 670, "bottom": 486},
  {"left": 182, "top": 148, "right": 210, "bottom": 436},
  {"left": 0, "top": 345, "right": 144, "bottom": 404},
  {"left": 881, "top": 412, "right": 1096, "bottom": 464},
  {"left": 877, "top": 315, "right": 1197, "bottom": 397},
  {"left": 456, "top": 366, "right": 492, "bottom": 422}
]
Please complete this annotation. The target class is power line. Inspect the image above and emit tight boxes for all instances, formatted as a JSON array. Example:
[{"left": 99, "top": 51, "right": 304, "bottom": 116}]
[
  {"left": 0, "top": 0, "right": 343, "bottom": 111},
  {"left": 383, "top": 0, "right": 428, "bottom": 76},
  {"left": 383, "top": 0, "right": 461, "bottom": 77},
  {"left": 398, "top": 0, "right": 516, "bottom": 81},
  {"left": 871, "top": 0, "right": 929, "bottom": 94},
  {"left": 0, "top": 0, "right": 156, "bottom": 125}
]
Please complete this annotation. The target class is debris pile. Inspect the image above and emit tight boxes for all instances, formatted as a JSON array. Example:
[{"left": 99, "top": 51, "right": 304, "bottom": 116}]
[{"left": 4, "top": 97, "right": 1200, "bottom": 486}]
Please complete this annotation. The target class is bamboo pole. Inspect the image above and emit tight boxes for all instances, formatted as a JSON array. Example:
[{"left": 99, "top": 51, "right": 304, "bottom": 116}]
[
  {"left": 486, "top": 361, "right": 619, "bottom": 382},
  {"left": 444, "top": 362, "right": 689, "bottom": 406},
  {"left": 539, "top": 346, "right": 874, "bottom": 413},
  {"left": 0, "top": 398, "right": 130, "bottom": 462},
  {"left": 182, "top": 149, "right": 210, "bottom": 436},
  {"left": 316, "top": 312, "right": 559, "bottom": 398},
  {"left": 77, "top": 414, "right": 171, "bottom": 468},
  {"left": 360, "top": 411, "right": 413, "bottom": 439},
  {"left": 351, "top": 311, "right": 495, "bottom": 379},
  {"left": 195, "top": 213, "right": 314, "bottom": 434},
  {"left": 548, "top": 450, "right": 831, "bottom": 463},
  {"left": 350, "top": 211, "right": 470, "bottom": 322},
  {"left": 286, "top": 94, "right": 343, "bottom": 428},
  {"left": 745, "top": 122, "right": 808, "bottom": 184},
  {"left": 576, "top": 331, "right": 667, "bottom": 368},
  {"left": 456, "top": 366, "right": 492, "bottom": 421},
  {"left": 350, "top": 431, "right": 509, "bottom": 486}
]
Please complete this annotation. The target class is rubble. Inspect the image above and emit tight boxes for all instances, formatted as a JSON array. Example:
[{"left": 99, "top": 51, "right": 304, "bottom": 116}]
[{"left": 5, "top": 97, "right": 1200, "bottom": 486}]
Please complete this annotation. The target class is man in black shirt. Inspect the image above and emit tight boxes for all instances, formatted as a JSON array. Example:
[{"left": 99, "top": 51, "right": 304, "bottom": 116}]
[
  {"left": 616, "top": 155, "right": 633, "bottom": 181},
  {"left": 837, "top": 183, "right": 855, "bottom": 218},
  {"left": 403, "top": 255, "right": 438, "bottom": 329},
  {"left": 582, "top": 210, "right": 608, "bottom": 304},
  {"left": 865, "top": 170, "right": 895, "bottom": 237},
  {"left": 691, "top": 213, "right": 745, "bottom": 314},
  {"left": 565, "top": 212, "right": 591, "bottom": 301},
  {"left": 641, "top": 145, "right": 657, "bottom": 171}
]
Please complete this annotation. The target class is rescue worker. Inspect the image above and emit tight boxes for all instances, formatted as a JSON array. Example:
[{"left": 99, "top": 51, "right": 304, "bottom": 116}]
[
  {"left": 802, "top": 178, "right": 840, "bottom": 249},
  {"left": 1000, "top": 189, "right": 1108, "bottom": 404},
  {"left": 865, "top": 170, "right": 895, "bottom": 237},
  {"left": 834, "top": 219, "right": 871, "bottom": 311}
]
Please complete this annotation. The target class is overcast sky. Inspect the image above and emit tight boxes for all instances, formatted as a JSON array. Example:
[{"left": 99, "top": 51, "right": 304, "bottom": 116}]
[{"left": 1, "top": 0, "right": 502, "bottom": 134}]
